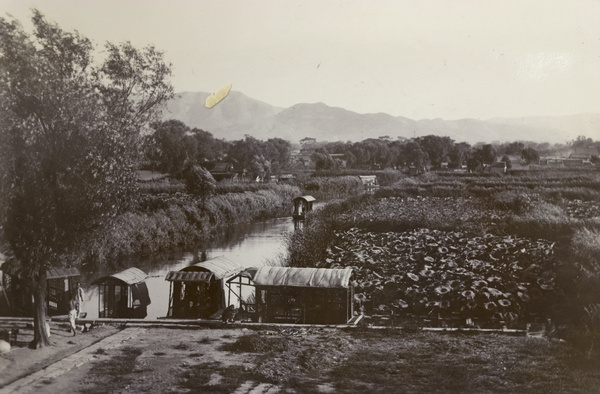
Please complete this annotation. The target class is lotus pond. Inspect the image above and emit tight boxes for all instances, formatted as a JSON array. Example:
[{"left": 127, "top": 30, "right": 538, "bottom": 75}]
[
  {"left": 288, "top": 171, "right": 600, "bottom": 334},
  {"left": 322, "top": 227, "right": 557, "bottom": 328}
]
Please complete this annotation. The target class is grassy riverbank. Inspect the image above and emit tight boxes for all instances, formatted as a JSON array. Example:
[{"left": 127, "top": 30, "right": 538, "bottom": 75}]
[{"left": 83, "top": 183, "right": 301, "bottom": 268}]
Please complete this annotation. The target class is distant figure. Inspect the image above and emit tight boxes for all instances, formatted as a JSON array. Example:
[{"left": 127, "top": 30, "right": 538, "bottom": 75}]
[
  {"left": 76, "top": 282, "right": 85, "bottom": 318},
  {"left": 221, "top": 305, "right": 237, "bottom": 323},
  {"left": 68, "top": 296, "right": 78, "bottom": 336}
]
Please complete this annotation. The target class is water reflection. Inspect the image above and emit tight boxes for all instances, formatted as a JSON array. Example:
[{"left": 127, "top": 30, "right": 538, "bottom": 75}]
[{"left": 80, "top": 217, "right": 295, "bottom": 319}]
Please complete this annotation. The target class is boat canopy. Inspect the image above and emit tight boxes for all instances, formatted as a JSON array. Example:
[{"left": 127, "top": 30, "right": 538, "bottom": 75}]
[
  {"left": 251, "top": 266, "right": 353, "bottom": 288},
  {"left": 165, "top": 271, "right": 214, "bottom": 283},
  {"left": 293, "top": 195, "right": 316, "bottom": 203},
  {"left": 1, "top": 261, "right": 80, "bottom": 280},
  {"left": 91, "top": 267, "right": 147, "bottom": 286},
  {"left": 47, "top": 267, "right": 80, "bottom": 279},
  {"left": 177, "top": 256, "right": 245, "bottom": 280}
]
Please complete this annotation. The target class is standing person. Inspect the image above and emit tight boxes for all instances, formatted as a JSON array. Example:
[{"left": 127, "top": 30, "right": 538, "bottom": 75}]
[
  {"left": 76, "top": 282, "right": 84, "bottom": 318},
  {"left": 68, "top": 296, "right": 78, "bottom": 336}
]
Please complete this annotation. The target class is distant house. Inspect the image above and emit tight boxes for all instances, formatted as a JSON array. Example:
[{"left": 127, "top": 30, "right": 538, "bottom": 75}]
[
  {"left": 489, "top": 162, "right": 507, "bottom": 174},
  {"left": 569, "top": 151, "right": 596, "bottom": 166},
  {"left": 504, "top": 155, "right": 529, "bottom": 170},
  {"left": 570, "top": 154, "right": 591, "bottom": 160},
  {"left": 300, "top": 137, "right": 317, "bottom": 146},
  {"left": 541, "top": 158, "right": 563, "bottom": 168},
  {"left": 563, "top": 158, "right": 586, "bottom": 168},
  {"left": 290, "top": 149, "right": 316, "bottom": 170},
  {"left": 270, "top": 174, "right": 295, "bottom": 183},
  {"left": 210, "top": 163, "right": 239, "bottom": 182},
  {"left": 358, "top": 175, "right": 379, "bottom": 193},
  {"left": 408, "top": 165, "right": 426, "bottom": 176},
  {"left": 570, "top": 147, "right": 598, "bottom": 160}
]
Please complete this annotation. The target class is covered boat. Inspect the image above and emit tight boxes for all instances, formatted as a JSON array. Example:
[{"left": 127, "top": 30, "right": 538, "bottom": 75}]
[
  {"left": 91, "top": 267, "right": 151, "bottom": 319},
  {"left": 228, "top": 266, "right": 354, "bottom": 324},
  {"left": 165, "top": 256, "right": 245, "bottom": 319},
  {"left": 1, "top": 261, "right": 80, "bottom": 316},
  {"left": 292, "top": 195, "right": 316, "bottom": 219}
]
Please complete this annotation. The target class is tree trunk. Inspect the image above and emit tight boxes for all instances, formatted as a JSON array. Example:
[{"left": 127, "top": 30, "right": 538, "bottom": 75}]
[{"left": 29, "top": 269, "right": 52, "bottom": 349}]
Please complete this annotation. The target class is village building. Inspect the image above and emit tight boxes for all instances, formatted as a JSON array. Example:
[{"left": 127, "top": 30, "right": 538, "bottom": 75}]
[
  {"left": 209, "top": 162, "right": 239, "bottom": 182},
  {"left": 358, "top": 175, "right": 379, "bottom": 193},
  {"left": 489, "top": 162, "right": 507, "bottom": 174}
]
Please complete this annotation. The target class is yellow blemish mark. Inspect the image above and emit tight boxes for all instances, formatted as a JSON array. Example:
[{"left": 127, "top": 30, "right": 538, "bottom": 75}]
[{"left": 205, "top": 83, "right": 232, "bottom": 108}]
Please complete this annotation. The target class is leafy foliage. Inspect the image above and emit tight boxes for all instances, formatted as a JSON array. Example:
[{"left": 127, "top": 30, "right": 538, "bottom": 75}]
[
  {"left": 0, "top": 10, "right": 173, "bottom": 347},
  {"left": 184, "top": 165, "right": 216, "bottom": 203},
  {"left": 521, "top": 147, "right": 540, "bottom": 165}
]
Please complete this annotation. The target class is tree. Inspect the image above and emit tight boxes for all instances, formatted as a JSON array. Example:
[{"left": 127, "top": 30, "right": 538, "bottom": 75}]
[
  {"left": 418, "top": 135, "right": 454, "bottom": 170},
  {"left": 503, "top": 141, "right": 525, "bottom": 155},
  {"left": 191, "top": 128, "right": 228, "bottom": 165},
  {"left": 500, "top": 155, "right": 512, "bottom": 169},
  {"left": 521, "top": 147, "right": 540, "bottom": 165},
  {"left": 399, "top": 140, "right": 428, "bottom": 170},
  {"left": 0, "top": 11, "right": 173, "bottom": 348},
  {"left": 448, "top": 142, "right": 471, "bottom": 169},
  {"left": 474, "top": 144, "right": 497, "bottom": 166},
  {"left": 572, "top": 135, "right": 593, "bottom": 149},
  {"left": 263, "top": 137, "right": 292, "bottom": 175},
  {"left": 184, "top": 165, "right": 216, "bottom": 205},
  {"left": 312, "top": 148, "right": 338, "bottom": 171},
  {"left": 145, "top": 119, "right": 197, "bottom": 176}
]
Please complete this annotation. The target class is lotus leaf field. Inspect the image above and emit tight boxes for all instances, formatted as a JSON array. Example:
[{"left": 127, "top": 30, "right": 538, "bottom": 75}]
[
  {"left": 563, "top": 198, "right": 600, "bottom": 219},
  {"left": 322, "top": 227, "right": 557, "bottom": 328}
]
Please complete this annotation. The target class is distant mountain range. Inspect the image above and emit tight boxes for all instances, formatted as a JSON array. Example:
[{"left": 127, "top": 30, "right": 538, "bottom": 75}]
[{"left": 163, "top": 91, "right": 600, "bottom": 145}]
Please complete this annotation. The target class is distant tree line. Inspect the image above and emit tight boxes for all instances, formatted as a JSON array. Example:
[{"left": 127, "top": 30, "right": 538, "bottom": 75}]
[
  {"left": 143, "top": 119, "right": 600, "bottom": 178},
  {"left": 311, "top": 135, "right": 599, "bottom": 172},
  {"left": 143, "top": 120, "right": 293, "bottom": 181}
]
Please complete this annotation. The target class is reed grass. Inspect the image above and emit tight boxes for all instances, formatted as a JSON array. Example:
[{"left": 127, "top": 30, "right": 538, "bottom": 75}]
[{"left": 86, "top": 183, "right": 300, "bottom": 267}]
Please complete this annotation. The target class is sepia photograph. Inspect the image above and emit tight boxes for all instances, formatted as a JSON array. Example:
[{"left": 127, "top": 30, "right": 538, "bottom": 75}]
[{"left": 0, "top": 0, "right": 599, "bottom": 392}]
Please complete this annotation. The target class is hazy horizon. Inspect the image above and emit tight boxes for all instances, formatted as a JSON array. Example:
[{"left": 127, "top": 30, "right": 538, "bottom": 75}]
[
  {"left": 2, "top": 0, "right": 599, "bottom": 122},
  {"left": 175, "top": 89, "right": 600, "bottom": 122}
]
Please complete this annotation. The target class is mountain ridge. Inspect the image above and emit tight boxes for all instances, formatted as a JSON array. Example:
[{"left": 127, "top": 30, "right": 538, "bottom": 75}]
[{"left": 163, "top": 91, "right": 600, "bottom": 144}]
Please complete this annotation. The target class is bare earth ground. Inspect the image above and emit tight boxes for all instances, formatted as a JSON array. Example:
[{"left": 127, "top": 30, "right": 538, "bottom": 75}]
[
  {"left": 2, "top": 323, "right": 600, "bottom": 393},
  {"left": 0, "top": 322, "right": 120, "bottom": 388}
]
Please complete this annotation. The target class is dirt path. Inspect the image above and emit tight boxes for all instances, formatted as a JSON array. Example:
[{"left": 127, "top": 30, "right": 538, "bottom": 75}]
[
  {"left": 0, "top": 322, "right": 120, "bottom": 389},
  {"left": 3, "top": 324, "right": 599, "bottom": 393},
  {"left": 1, "top": 327, "right": 144, "bottom": 394},
  {"left": 4, "top": 326, "right": 262, "bottom": 394}
]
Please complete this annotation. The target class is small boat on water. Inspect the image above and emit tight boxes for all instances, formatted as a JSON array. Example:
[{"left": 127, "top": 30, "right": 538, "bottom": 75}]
[
  {"left": 1, "top": 261, "right": 80, "bottom": 317},
  {"left": 164, "top": 256, "right": 245, "bottom": 319},
  {"left": 292, "top": 195, "right": 316, "bottom": 220},
  {"left": 227, "top": 266, "right": 355, "bottom": 324},
  {"left": 91, "top": 267, "right": 151, "bottom": 319}
]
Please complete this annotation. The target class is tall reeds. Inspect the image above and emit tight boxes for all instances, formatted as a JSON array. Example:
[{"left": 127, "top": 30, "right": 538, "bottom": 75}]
[{"left": 86, "top": 184, "right": 300, "bottom": 267}]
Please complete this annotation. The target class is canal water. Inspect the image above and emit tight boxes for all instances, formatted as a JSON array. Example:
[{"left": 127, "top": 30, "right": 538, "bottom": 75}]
[{"left": 79, "top": 216, "right": 296, "bottom": 319}]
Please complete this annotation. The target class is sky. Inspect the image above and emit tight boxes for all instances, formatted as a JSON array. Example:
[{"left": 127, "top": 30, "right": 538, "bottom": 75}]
[{"left": 1, "top": 0, "right": 599, "bottom": 121}]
